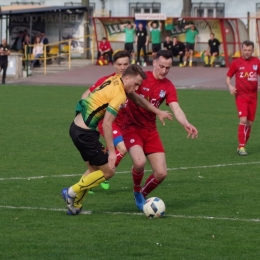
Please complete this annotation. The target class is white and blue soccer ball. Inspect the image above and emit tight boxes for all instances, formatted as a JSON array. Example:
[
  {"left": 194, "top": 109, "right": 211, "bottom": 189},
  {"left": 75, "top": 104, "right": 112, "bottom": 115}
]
[{"left": 143, "top": 197, "right": 166, "bottom": 218}]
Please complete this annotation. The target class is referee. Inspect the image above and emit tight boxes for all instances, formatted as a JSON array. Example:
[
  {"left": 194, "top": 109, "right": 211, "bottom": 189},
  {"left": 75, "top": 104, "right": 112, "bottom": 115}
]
[{"left": 0, "top": 39, "right": 10, "bottom": 84}]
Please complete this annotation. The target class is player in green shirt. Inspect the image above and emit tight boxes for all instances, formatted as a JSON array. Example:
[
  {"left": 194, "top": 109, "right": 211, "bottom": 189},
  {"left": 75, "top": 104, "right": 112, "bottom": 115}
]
[
  {"left": 120, "top": 22, "right": 137, "bottom": 64},
  {"left": 148, "top": 21, "right": 162, "bottom": 58},
  {"left": 183, "top": 23, "right": 199, "bottom": 67}
]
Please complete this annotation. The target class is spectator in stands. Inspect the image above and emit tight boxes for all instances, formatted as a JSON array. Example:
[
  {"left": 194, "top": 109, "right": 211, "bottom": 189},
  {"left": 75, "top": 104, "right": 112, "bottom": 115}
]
[
  {"left": 172, "top": 36, "right": 185, "bottom": 67},
  {"left": 40, "top": 32, "right": 50, "bottom": 53},
  {"left": 183, "top": 23, "right": 199, "bottom": 67},
  {"left": 163, "top": 36, "right": 173, "bottom": 53},
  {"left": 97, "top": 37, "right": 113, "bottom": 65},
  {"left": 11, "top": 30, "right": 24, "bottom": 52},
  {"left": 148, "top": 21, "right": 162, "bottom": 58},
  {"left": 23, "top": 35, "right": 31, "bottom": 53},
  {"left": 204, "top": 33, "right": 221, "bottom": 67},
  {"left": 0, "top": 39, "right": 11, "bottom": 84},
  {"left": 32, "top": 36, "right": 43, "bottom": 68},
  {"left": 135, "top": 22, "right": 148, "bottom": 67},
  {"left": 120, "top": 22, "right": 136, "bottom": 64}
]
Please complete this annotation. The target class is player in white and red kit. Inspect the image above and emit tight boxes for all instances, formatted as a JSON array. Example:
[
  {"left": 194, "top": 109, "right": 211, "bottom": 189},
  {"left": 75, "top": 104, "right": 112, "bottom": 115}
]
[
  {"left": 122, "top": 50, "right": 198, "bottom": 211},
  {"left": 226, "top": 40, "right": 260, "bottom": 155}
]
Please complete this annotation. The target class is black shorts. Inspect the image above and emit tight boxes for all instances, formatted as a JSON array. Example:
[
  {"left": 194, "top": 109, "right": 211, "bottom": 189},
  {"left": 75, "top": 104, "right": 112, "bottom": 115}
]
[
  {"left": 124, "top": 43, "right": 134, "bottom": 53},
  {"left": 185, "top": 43, "right": 195, "bottom": 51},
  {"left": 69, "top": 121, "right": 108, "bottom": 166},
  {"left": 152, "top": 43, "right": 161, "bottom": 53}
]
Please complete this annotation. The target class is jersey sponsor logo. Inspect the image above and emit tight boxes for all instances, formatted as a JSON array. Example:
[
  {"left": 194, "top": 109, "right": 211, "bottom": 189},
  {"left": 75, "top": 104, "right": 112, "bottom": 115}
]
[
  {"left": 92, "top": 80, "right": 111, "bottom": 93},
  {"left": 159, "top": 90, "right": 166, "bottom": 98},
  {"left": 253, "top": 65, "right": 258, "bottom": 70},
  {"left": 239, "top": 71, "right": 258, "bottom": 81}
]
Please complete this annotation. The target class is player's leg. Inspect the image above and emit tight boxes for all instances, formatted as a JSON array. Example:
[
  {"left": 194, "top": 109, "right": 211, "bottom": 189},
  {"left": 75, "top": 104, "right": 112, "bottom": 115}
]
[
  {"left": 2, "top": 62, "right": 7, "bottom": 84},
  {"left": 65, "top": 122, "right": 113, "bottom": 214},
  {"left": 143, "top": 152, "right": 167, "bottom": 198},
  {"left": 123, "top": 127, "right": 147, "bottom": 210},
  {"left": 128, "top": 144, "right": 147, "bottom": 210},
  {"left": 245, "top": 98, "right": 257, "bottom": 146},
  {"left": 204, "top": 51, "right": 209, "bottom": 66},
  {"left": 210, "top": 52, "right": 218, "bottom": 67},
  {"left": 131, "top": 43, "right": 135, "bottom": 64},
  {"left": 137, "top": 44, "right": 141, "bottom": 65},
  {"left": 141, "top": 132, "right": 166, "bottom": 198},
  {"left": 142, "top": 44, "right": 147, "bottom": 66},
  {"left": 189, "top": 48, "right": 194, "bottom": 67},
  {"left": 236, "top": 97, "right": 249, "bottom": 155}
]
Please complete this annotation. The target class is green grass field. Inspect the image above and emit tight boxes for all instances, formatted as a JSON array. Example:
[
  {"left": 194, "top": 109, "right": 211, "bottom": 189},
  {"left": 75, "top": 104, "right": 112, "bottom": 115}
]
[{"left": 1, "top": 85, "right": 260, "bottom": 260}]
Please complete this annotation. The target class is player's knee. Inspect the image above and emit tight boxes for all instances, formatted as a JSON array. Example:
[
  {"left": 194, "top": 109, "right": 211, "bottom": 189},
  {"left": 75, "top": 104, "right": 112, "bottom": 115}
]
[
  {"left": 154, "top": 171, "right": 167, "bottom": 182},
  {"left": 103, "top": 169, "right": 115, "bottom": 179},
  {"left": 133, "top": 158, "right": 146, "bottom": 170}
]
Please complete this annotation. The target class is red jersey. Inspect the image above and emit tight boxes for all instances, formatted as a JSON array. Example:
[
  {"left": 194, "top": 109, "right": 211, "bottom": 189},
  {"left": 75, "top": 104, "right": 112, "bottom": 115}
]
[
  {"left": 89, "top": 73, "right": 127, "bottom": 129},
  {"left": 123, "top": 71, "right": 178, "bottom": 129},
  {"left": 227, "top": 56, "right": 260, "bottom": 99},
  {"left": 99, "top": 41, "right": 112, "bottom": 52}
]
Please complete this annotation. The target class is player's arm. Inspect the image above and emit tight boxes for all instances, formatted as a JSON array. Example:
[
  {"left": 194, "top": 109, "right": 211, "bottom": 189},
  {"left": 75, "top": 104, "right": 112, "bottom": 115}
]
[
  {"left": 169, "top": 101, "right": 198, "bottom": 139},
  {"left": 184, "top": 24, "right": 192, "bottom": 29},
  {"left": 148, "top": 21, "right": 152, "bottom": 28},
  {"left": 226, "top": 76, "right": 236, "bottom": 95},
  {"left": 127, "top": 92, "right": 173, "bottom": 125},
  {"left": 102, "top": 110, "right": 117, "bottom": 170},
  {"left": 158, "top": 21, "right": 163, "bottom": 30}
]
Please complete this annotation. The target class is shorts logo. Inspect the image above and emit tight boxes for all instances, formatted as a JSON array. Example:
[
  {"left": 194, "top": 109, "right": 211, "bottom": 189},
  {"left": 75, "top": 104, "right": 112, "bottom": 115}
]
[
  {"left": 130, "top": 139, "right": 135, "bottom": 143},
  {"left": 113, "top": 130, "right": 118, "bottom": 134},
  {"left": 159, "top": 90, "right": 166, "bottom": 98},
  {"left": 239, "top": 111, "right": 242, "bottom": 115}
]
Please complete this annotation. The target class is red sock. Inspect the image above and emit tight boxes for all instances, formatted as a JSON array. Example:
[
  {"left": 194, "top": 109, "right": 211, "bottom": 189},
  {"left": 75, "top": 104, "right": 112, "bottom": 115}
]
[
  {"left": 238, "top": 123, "right": 246, "bottom": 148},
  {"left": 141, "top": 174, "right": 161, "bottom": 198},
  {"left": 115, "top": 149, "right": 125, "bottom": 167},
  {"left": 245, "top": 126, "right": 251, "bottom": 144},
  {"left": 132, "top": 167, "right": 144, "bottom": 192}
]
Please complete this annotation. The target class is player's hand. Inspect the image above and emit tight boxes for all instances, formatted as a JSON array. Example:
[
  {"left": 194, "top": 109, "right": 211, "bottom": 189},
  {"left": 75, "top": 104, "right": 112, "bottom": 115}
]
[
  {"left": 229, "top": 85, "right": 237, "bottom": 95},
  {"left": 108, "top": 149, "right": 116, "bottom": 170},
  {"left": 157, "top": 110, "right": 173, "bottom": 125},
  {"left": 184, "top": 123, "right": 198, "bottom": 139}
]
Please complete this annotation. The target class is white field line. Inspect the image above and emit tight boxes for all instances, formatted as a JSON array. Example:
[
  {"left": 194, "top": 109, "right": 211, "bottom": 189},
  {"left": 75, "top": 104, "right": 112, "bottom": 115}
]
[
  {"left": 1, "top": 205, "right": 260, "bottom": 223},
  {"left": 1, "top": 161, "right": 260, "bottom": 182}
]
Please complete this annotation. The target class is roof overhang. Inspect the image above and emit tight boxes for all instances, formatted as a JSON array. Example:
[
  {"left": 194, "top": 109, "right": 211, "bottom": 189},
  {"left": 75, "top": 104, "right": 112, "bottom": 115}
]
[{"left": 0, "top": 5, "right": 88, "bottom": 16}]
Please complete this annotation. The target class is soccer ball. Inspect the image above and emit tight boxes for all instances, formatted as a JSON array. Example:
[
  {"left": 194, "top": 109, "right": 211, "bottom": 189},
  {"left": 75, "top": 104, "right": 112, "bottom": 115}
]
[{"left": 143, "top": 197, "right": 166, "bottom": 218}]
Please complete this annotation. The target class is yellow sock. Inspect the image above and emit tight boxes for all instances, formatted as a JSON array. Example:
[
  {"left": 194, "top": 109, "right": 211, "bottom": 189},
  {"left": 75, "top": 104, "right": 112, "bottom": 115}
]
[
  {"left": 183, "top": 61, "right": 186, "bottom": 66},
  {"left": 204, "top": 56, "right": 209, "bottom": 64},
  {"left": 74, "top": 174, "right": 89, "bottom": 208},
  {"left": 210, "top": 56, "right": 215, "bottom": 65},
  {"left": 71, "top": 170, "right": 106, "bottom": 193}
]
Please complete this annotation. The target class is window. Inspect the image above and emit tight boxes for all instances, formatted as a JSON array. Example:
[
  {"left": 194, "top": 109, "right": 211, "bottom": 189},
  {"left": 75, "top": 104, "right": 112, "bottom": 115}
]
[
  {"left": 192, "top": 2, "right": 225, "bottom": 18},
  {"left": 129, "top": 2, "right": 161, "bottom": 16},
  {"left": 257, "top": 3, "right": 260, "bottom": 12}
]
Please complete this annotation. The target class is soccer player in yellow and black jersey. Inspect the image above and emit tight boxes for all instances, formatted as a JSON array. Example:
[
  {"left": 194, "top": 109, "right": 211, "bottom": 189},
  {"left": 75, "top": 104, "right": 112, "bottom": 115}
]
[{"left": 62, "top": 64, "right": 173, "bottom": 215}]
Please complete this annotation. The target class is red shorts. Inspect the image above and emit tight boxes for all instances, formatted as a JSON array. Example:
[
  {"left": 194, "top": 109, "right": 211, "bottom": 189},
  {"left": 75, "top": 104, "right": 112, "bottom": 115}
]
[
  {"left": 235, "top": 96, "right": 257, "bottom": 122},
  {"left": 98, "top": 121, "right": 123, "bottom": 146},
  {"left": 122, "top": 126, "right": 164, "bottom": 154}
]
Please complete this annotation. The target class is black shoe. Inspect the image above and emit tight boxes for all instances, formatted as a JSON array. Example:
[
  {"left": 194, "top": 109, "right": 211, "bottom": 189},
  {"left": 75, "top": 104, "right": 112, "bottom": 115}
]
[{"left": 2, "top": 82, "right": 5, "bottom": 84}]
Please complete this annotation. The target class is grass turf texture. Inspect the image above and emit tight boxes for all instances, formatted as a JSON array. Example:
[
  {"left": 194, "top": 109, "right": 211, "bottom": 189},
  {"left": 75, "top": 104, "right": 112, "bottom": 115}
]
[{"left": 1, "top": 85, "right": 260, "bottom": 259}]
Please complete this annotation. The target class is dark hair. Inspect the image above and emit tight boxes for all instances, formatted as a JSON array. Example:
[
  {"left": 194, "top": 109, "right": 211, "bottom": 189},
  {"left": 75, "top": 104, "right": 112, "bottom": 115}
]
[
  {"left": 122, "top": 64, "right": 147, "bottom": 79},
  {"left": 155, "top": 50, "right": 173, "bottom": 60},
  {"left": 210, "top": 33, "right": 215, "bottom": 36},
  {"left": 113, "top": 50, "right": 131, "bottom": 62},
  {"left": 102, "top": 37, "right": 107, "bottom": 40},
  {"left": 242, "top": 40, "right": 254, "bottom": 49}
]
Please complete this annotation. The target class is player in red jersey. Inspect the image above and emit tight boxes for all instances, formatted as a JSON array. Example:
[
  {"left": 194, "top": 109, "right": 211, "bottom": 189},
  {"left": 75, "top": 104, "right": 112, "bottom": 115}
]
[
  {"left": 122, "top": 50, "right": 198, "bottom": 211},
  {"left": 226, "top": 40, "right": 260, "bottom": 155}
]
